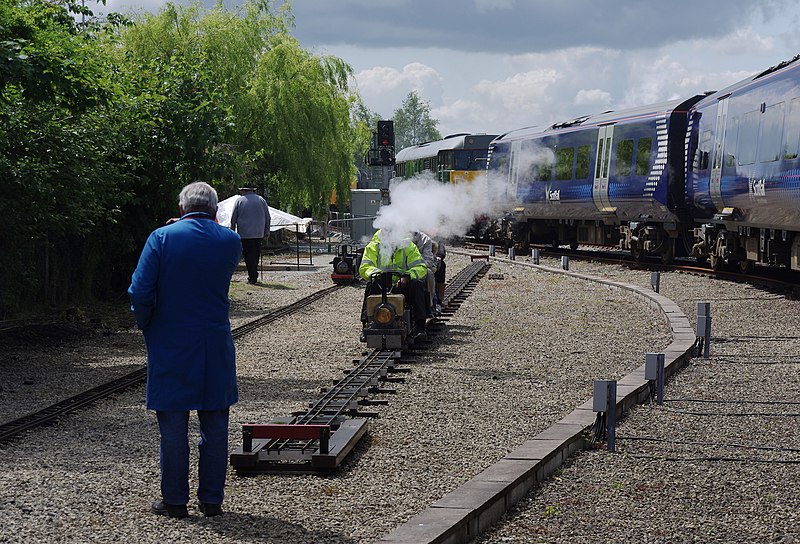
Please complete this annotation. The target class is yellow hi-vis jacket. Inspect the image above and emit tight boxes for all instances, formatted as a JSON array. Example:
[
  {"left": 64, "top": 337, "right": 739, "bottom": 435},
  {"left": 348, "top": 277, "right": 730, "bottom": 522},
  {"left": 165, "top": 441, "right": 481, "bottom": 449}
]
[{"left": 359, "top": 230, "right": 428, "bottom": 282}]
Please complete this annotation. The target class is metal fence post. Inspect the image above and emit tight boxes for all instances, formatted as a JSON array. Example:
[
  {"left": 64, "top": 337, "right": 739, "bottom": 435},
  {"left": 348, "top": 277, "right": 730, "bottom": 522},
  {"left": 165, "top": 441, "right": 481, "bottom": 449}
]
[
  {"left": 696, "top": 302, "right": 712, "bottom": 359},
  {"left": 645, "top": 352, "right": 665, "bottom": 404}
]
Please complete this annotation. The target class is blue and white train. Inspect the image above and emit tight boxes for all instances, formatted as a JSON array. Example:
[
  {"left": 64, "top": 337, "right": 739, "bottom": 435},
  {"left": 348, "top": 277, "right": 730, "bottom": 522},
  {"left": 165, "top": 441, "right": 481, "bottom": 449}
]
[{"left": 488, "top": 55, "right": 800, "bottom": 272}]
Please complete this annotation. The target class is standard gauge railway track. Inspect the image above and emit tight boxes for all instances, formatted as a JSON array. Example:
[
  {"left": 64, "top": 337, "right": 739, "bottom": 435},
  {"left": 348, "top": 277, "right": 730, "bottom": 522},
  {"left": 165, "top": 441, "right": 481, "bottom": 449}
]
[
  {"left": 230, "top": 260, "right": 490, "bottom": 474},
  {"left": 464, "top": 242, "right": 800, "bottom": 296},
  {"left": 0, "top": 285, "right": 345, "bottom": 445}
]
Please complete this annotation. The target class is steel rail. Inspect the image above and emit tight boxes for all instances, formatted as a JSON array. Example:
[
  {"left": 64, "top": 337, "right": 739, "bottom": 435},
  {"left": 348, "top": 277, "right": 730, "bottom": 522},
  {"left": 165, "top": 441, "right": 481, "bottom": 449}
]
[
  {"left": 240, "top": 260, "right": 490, "bottom": 467},
  {"left": 0, "top": 285, "right": 345, "bottom": 445},
  {"left": 462, "top": 242, "right": 799, "bottom": 296}
]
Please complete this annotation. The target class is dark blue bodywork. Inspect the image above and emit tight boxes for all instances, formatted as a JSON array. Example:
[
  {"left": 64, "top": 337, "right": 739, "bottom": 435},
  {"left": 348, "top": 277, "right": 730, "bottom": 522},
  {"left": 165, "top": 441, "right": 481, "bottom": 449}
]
[
  {"left": 489, "top": 98, "right": 703, "bottom": 225},
  {"left": 687, "top": 58, "right": 800, "bottom": 230}
]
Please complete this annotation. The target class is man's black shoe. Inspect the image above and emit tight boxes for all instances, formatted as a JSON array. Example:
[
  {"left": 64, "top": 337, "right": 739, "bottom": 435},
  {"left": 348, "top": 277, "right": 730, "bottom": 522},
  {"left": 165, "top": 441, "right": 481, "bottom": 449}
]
[
  {"left": 151, "top": 500, "right": 188, "bottom": 519},
  {"left": 411, "top": 330, "right": 427, "bottom": 342},
  {"left": 199, "top": 502, "right": 223, "bottom": 517}
]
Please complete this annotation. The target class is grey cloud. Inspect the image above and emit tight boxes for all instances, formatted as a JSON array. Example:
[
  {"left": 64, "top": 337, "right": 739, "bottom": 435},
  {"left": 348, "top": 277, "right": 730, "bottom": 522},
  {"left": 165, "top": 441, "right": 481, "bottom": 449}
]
[{"left": 287, "top": 0, "right": 785, "bottom": 54}]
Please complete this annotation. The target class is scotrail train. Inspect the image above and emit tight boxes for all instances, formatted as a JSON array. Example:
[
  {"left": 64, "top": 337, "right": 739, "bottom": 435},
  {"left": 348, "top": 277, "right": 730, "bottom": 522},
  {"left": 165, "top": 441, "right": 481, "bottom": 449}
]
[{"left": 485, "top": 54, "right": 800, "bottom": 272}]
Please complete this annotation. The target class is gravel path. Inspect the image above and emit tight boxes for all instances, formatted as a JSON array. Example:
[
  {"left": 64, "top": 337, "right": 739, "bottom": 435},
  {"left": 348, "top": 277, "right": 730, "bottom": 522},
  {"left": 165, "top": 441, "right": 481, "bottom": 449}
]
[
  {"left": 475, "top": 255, "right": 800, "bottom": 544},
  {"left": 2, "top": 250, "right": 792, "bottom": 543}
]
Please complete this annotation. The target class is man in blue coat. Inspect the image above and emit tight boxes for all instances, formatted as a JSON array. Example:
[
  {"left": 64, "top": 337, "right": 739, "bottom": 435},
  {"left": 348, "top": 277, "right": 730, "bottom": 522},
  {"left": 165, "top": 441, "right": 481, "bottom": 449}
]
[{"left": 128, "top": 181, "right": 242, "bottom": 519}]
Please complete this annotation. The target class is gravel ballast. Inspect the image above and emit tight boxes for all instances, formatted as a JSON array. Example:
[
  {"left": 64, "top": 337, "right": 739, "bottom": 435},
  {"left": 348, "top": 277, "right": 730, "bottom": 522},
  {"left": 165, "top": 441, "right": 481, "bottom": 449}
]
[
  {"left": 476, "top": 255, "right": 800, "bottom": 544},
  {"left": 0, "top": 251, "right": 796, "bottom": 543}
]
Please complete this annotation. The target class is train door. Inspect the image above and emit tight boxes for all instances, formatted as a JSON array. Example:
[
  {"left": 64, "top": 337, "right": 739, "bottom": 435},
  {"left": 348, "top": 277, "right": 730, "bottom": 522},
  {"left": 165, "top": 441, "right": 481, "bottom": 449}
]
[
  {"left": 593, "top": 125, "right": 614, "bottom": 212},
  {"left": 710, "top": 97, "right": 729, "bottom": 211}
]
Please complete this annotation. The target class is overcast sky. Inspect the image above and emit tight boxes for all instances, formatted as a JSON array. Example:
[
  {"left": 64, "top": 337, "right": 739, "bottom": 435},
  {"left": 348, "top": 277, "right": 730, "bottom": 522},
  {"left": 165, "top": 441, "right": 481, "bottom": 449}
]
[{"left": 96, "top": 0, "right": 800, "bottom": 138}]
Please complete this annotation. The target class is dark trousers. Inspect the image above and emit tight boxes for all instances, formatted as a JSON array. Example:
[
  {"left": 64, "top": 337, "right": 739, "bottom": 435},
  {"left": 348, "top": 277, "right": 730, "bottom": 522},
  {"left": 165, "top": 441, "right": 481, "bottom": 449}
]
[
  {"left": 156, "top": 409, "right": 230, "bottom": 506},
  {"left": 434, "top": 258, "right": 446, "bottom": 283},
  {"left": 241, "top": 238, "right": 261, "bottom": 283},
  {"left": 361, "top": 277, "right": 428, "bottom": 329}
]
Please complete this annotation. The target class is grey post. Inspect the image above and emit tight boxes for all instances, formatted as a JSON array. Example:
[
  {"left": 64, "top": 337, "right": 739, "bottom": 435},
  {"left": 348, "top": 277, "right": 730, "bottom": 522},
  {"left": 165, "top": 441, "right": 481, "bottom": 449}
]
[
  {"left": 696, "top": 302, "right": 712, "bottom": 359},
  {"left": 645, "top": 352, "right": 666, "bottom": 405},
  {"left": 531, "top": 248, "right": 540, "bottom": 264},
  {"left": 592, "top": 380, "right": 617, "bottom": 452},
  {"left": 508, "top": 247, "right": 515, "bottom": 260},
  {"left": 488, "top": 244, "right": 495, "bottom": 257},
  {"left": 650, "top": 271, "right": 661, "bottom": 293},
  {"left": 561, "top": 255, "right": 569, "bottom": 270}
]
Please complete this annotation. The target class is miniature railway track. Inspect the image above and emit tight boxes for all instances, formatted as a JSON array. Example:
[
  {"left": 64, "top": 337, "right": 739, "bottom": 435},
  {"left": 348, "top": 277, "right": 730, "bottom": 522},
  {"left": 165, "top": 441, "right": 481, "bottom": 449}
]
[
  {"left": 0, "top": 285, "right": 345, "bottom": 445},
  {"left": 230, "top": 260, "right": 490, "bottom": 474}
]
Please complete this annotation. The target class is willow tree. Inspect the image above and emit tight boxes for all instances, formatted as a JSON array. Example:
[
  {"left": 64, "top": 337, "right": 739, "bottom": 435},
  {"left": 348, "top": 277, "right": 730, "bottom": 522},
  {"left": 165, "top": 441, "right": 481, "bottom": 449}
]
[
  {"left": 243, "top": 36, "right": 357, "bottom": 215},
  {"left": 116, "top": 1, "right": 360, "bottom": 217}
]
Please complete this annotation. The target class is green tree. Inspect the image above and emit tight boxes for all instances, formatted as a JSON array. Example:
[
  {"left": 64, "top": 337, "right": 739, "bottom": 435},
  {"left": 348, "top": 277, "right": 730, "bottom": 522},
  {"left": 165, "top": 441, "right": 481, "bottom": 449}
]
[
  {"left": 0, "top": 0, "right": 134, "bottom": 313},
  {"left": 242, "top": 35, "right": 357, "bottom": 215},
  {"left": 392, "top": 90, "right": 442, "bottom": 150},
  {"left": 350, "top": 97, "right": 380, "bottom": 185},
  {"left": 116, "top": 1, "right": 359, "bottom": 216},
  {"left": 0, "top": 0, "right": 365, "bottom": 316}
]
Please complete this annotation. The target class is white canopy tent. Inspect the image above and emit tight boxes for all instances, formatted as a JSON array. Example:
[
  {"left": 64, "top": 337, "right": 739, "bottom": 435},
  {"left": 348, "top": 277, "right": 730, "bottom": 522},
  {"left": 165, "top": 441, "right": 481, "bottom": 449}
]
[{"left": 216, "top": 195, "right": 312, "bottom": 232}]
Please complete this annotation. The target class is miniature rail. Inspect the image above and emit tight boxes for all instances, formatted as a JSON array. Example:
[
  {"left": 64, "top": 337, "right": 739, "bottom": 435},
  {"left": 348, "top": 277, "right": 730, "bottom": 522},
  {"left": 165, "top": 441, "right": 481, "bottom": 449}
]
[
  {"left": 0, "top": 285, "right": 345, "bottom": 445},
  {"left": 230, "top": 260, "right": 490, "bottom": 474}
]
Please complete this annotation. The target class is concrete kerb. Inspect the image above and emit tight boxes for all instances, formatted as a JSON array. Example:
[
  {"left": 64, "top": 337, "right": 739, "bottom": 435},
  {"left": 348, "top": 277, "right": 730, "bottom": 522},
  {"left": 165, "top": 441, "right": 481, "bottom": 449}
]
[{"left": 378, "top": 253, "right": 697, "bottom": 544}]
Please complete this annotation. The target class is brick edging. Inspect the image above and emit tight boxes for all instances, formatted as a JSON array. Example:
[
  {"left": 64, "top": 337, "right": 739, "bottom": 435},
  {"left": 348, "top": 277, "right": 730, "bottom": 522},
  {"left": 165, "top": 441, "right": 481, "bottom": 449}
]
[{"left": 379, "top": 256, "right": 695, "bottom": 544}]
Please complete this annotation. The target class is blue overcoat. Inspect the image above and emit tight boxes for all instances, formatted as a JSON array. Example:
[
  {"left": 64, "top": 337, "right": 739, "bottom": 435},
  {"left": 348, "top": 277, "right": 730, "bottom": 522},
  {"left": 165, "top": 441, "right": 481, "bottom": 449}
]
[{"left": 128, "top": 212, "right": 242, "bottom": 411}]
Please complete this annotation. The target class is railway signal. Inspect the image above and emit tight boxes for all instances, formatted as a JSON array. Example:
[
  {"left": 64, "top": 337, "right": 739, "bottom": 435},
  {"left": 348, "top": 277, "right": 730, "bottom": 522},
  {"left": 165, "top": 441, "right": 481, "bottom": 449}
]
[
  {"left": 377, "top": 120, "right": 395, "bottom": 148},
  {"left": 367, "top": 120, "right": 395, "bottom": 167}
]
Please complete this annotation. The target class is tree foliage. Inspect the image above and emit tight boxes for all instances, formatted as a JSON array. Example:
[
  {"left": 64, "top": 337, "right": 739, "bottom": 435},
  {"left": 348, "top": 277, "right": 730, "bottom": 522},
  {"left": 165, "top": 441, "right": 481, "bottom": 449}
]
[
  {"left": 0, "top": 0, "right": 364, "bottom": 316},
  {"left": 244, "top": 36, "right": 356, "bottom": 214},
  {"left": 392, "top": 91, "right": 442, "bottom": 150},
  {"left": 0, "top": 0, "right": 131, "bottom": 313}
]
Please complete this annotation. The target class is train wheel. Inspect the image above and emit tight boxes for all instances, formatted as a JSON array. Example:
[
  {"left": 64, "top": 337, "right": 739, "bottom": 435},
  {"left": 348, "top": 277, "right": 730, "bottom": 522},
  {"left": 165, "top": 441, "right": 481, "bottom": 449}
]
[
  {"left": 710, "top": 254, "right": 725, "bottom": 271},
  {"left": 569, "top": 239, "right": 579, "bottom": 251},
  {"left": 660, "top": 238, "right": 675, "bottom": 265},
  {"left": 737, "top": 259, "right": 755, "bottom": 275}
]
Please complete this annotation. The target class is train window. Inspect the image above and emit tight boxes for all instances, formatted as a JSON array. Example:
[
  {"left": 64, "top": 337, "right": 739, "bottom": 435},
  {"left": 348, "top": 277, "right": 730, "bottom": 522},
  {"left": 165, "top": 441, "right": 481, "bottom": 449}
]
[
  {"left": 635, "top": 138, "right": 652, "bottom": 175},
  {"left": 440, "top": 151, "right": 454, "bottom": 170},
  {"left": 535, "top": 151, "right": 554, "bottom": 181},
  {"left": 784, "top": 97, "right": 800, "bottom": 160},
  {"left": 555, "top": 147, "right": 574, "bottom": 180},
  {"left": 697, "top": 130, "right": 711, "bottom": 170},
  {"left": 724, "top": 117, "right": 738, "bottom": 167},
  {"left": 576, "top": 145, "right": 591, "bottom": 179},
  {"left": 738, "top": 110, "right": 759, "bottom": 165},
  {"left": 759, "top": 102, "right": 785, "bottom": 163},
  {"left": 615, "top": 139, "right": 634, "bottom": 177}
]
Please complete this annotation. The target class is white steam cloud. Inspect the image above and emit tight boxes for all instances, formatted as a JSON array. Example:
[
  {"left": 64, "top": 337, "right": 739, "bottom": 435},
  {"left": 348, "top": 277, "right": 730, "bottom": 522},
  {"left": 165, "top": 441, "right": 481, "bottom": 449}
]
[{"left": 371, "top": 172, "right": 512, "bottom": 258}]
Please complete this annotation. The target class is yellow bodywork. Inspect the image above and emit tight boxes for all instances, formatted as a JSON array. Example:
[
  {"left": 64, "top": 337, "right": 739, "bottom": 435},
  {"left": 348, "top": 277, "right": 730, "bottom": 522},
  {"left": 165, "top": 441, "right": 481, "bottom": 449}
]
[{"left": 366, "top": 294, "right": 405, "bottom": 318}]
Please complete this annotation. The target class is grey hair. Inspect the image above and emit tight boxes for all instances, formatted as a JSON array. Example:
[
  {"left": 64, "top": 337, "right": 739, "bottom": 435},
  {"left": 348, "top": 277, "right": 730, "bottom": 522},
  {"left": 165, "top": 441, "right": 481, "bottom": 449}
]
[{"left": 179, "top": 182, "right": 218, "bottom": 215}]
